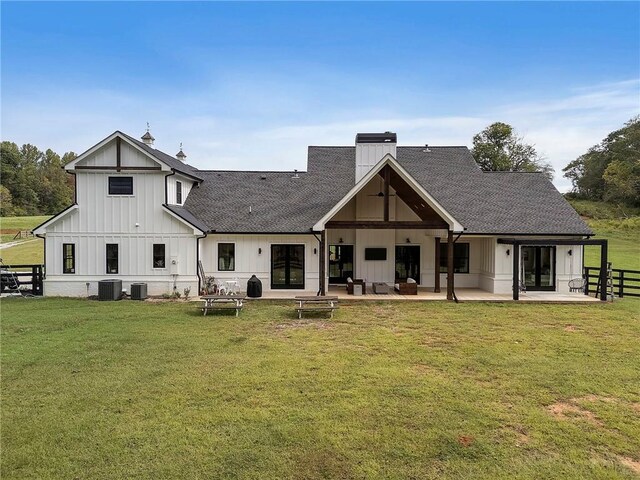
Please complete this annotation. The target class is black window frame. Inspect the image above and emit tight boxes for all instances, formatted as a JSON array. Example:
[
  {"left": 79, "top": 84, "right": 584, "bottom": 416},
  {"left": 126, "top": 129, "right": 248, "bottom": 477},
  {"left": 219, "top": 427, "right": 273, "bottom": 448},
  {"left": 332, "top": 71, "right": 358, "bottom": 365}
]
[
  {"left": 218, "top": 243, "right": 235, "bottom": 271},
  {"left": 63, "top": 243, "right": 75, "bottom": 274},
  {"left": 439, "top": 242, "right": 470, "bottom": 274},
  {"left": 106, "top": 243, "right": 119, "bottom": 274},
  {"left": 153, "top": 243, "right": 166, "bottom": 269},
  {"left": 108, "top": 176, "right": 133, "bottom": 195},
  {"left": 176, "top": 181, "right": 182, "bottom": 204}
]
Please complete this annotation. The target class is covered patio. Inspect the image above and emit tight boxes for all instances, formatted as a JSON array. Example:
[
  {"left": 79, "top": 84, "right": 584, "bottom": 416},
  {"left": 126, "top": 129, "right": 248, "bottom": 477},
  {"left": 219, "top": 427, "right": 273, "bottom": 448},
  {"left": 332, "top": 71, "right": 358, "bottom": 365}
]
[{"left": 251, "top": 286, "right": 599, "bottom": 303}]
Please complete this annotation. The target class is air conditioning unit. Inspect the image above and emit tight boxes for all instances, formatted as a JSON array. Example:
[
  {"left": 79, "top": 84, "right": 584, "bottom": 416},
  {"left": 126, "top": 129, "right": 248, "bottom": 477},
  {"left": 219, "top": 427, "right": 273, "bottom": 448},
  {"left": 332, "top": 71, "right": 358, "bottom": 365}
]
[
  {"left": 98, "top": 279, "right": 122, "bottom": 301},
  {"left": 131, "top": 283, "right": 147, "bottom": 300}
]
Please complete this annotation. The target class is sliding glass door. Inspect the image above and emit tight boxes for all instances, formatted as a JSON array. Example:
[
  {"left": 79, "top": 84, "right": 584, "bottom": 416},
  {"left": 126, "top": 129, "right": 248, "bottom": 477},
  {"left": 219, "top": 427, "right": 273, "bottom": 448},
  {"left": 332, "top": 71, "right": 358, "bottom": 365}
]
[{"left": 271, "top": 244, "right": 305, "bottom": 289}]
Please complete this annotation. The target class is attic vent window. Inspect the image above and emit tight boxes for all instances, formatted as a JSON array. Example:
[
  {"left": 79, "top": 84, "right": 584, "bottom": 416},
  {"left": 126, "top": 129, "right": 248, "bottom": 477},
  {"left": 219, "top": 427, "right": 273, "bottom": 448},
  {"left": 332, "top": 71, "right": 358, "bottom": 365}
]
[{"left": 260, "top": 175, "right": 267, "bottom": 180}]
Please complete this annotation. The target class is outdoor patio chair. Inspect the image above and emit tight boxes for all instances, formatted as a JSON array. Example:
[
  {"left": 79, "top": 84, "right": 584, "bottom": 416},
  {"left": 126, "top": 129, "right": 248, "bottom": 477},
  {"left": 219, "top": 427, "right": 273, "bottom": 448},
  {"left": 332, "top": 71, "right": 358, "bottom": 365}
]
[{"left": 568, "top": 277, "right": 586, "bottom": 293}]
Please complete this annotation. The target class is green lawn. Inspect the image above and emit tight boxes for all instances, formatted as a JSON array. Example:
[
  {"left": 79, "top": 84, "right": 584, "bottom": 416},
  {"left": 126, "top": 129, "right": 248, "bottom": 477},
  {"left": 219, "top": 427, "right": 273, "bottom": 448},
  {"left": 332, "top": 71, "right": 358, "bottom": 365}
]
[
  {"left": 584, "top": 226, "right": 640, "bottom": 270},
  {"left": 0, "top": 215, "right": 51, "bottom": 233},
  {"left": 2, "top": 299, "right": 639, "bottom": 479},
  {"left": 0, "top": 238, "right": 44, "bottom": 265},
  {"left": 0, "top": 216, "right": 50, "bottom": 265}
]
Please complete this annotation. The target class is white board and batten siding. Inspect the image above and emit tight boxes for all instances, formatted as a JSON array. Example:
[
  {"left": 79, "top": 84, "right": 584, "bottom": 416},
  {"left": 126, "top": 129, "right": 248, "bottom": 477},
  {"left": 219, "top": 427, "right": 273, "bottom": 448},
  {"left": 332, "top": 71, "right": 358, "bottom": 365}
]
[
  {"left": 355, "top": 142, "right": 396, "bottom": 183},
  {"left": 200, "top": 234, "right": 321, "bottom": 293},
  {"left": 39, "top": 138, "right": 201, "bottom": 297},
  {"left": 166, "top": 173, "right": 194, "bottom": 206}
]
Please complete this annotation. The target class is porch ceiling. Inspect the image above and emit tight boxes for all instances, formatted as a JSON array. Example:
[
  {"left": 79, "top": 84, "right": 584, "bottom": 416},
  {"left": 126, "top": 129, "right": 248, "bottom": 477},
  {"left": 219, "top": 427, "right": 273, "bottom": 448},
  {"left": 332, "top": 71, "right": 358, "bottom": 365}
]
[{"left": 378, "top": 166, "right": 448, "bottom": 225}]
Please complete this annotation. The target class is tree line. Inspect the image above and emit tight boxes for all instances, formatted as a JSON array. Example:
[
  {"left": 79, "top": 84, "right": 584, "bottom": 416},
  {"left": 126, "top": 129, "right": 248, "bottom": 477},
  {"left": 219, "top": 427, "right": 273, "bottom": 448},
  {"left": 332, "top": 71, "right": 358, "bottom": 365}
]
[
  {"left": 1, "top": 142, "right": 76, "bottom": 216},
  {"left": 1, "top": 117, "right": 638, "bottom": 216}
]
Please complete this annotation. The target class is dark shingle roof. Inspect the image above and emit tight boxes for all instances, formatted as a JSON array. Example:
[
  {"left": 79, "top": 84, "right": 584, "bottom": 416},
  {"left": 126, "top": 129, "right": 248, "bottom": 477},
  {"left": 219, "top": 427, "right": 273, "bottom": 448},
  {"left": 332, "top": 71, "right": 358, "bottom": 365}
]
[
  {"left": 163, "top": 204, "right": 209, "bottom": 233},
  {"left": 180, "top": 145, "right": 591, "bottom": 235},
  {"left": 119, "top": 131, "right": 203, "bottom": 181}
]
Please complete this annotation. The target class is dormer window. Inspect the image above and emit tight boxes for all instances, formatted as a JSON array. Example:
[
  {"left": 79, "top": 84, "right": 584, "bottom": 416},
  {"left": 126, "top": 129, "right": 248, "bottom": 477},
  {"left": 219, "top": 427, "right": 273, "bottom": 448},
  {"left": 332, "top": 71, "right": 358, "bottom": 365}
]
[
  {"left": 108, "top": 177, "right": 133, "bottom": 195},
  {"left": 176, "top": 181, "right": 182, "bottom": 204}
]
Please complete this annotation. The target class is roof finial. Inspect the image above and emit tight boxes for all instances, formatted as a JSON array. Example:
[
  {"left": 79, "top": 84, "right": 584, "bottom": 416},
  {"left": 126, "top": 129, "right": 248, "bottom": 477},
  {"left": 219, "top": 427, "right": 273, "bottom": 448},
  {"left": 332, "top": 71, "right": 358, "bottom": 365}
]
[
  {"left": 176, "top": 142, "right": 187, "bottom": 161},
  {"left": 141, "top": 123, "right": 155, "bottom": 145}
]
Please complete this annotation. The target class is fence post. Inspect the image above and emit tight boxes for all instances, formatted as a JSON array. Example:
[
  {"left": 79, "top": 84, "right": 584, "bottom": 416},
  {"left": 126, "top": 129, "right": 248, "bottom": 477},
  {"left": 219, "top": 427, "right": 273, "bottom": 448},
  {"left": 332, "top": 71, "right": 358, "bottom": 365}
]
[
  {"left": 584, "top": 267, "right": 589, "bottom": 296},
  {"left": 619, "top": 270, "right": 624, "bottom": 298}
]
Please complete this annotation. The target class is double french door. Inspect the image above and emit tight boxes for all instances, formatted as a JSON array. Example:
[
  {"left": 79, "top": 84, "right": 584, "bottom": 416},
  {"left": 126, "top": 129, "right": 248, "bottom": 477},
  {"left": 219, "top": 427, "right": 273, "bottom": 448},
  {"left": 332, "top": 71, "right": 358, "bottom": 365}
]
[
  {"left": 271, "top": 244, "right": 305, "bottom": 289},
  {"left": 522, "top": 246, "right": 556, "bottom": 291},
  {"left": 395, "top": 245, "right": 420, "bottom": 283}
]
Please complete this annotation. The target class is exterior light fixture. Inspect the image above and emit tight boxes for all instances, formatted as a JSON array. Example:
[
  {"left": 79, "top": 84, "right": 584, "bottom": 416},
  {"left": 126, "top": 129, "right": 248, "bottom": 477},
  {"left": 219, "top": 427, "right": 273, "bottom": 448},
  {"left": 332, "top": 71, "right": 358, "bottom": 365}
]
[
  {"left": 258, "top": 248, "right": 262, "bottom": 255},
  {"left": 506, "top": 249, "right": 510, "bottom": 256},
  {"left": 339, "top": 238, "right": 343, "bottom": 244},
  {"left": 313, "top": 248, "right": 317, "bottom": 254},
  {"left": 406, "top": 238, "right": 411, "bottom": 244},
  {"left": 568, "top": 249, "right": 573, "bottom": 256}
]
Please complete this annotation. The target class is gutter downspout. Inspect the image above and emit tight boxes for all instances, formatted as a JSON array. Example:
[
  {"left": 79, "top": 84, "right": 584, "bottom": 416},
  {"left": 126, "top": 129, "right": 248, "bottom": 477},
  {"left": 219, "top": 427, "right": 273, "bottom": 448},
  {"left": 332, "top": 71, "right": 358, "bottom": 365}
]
[{"left": 164, "top": 169, "right": 176, "bottom": 204}]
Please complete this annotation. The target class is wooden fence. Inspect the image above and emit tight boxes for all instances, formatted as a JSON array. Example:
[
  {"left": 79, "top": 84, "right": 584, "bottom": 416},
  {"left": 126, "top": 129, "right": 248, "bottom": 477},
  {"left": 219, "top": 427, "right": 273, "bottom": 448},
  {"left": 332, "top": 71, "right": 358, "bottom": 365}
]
[
  {"left": 584, "top": 266, "right": 640, "bottom": 299},
  {"left": 1, "top": 264, "right": 44, "bottom": 295}
]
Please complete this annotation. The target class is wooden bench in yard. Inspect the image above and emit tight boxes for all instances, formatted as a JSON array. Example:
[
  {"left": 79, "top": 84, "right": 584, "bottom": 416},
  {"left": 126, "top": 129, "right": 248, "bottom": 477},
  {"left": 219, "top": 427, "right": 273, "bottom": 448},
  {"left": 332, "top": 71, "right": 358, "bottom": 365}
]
[
  {"left": 200, "top": 295, "right": 245, "bottom": 317},
  {"left": 294, "top": 296, "right": 339, "bottom": 319}
]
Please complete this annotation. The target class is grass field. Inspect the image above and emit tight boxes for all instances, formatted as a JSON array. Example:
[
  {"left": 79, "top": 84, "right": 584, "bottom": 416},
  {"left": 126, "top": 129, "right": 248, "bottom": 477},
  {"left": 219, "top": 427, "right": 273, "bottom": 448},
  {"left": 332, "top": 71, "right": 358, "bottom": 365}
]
[
  {"left": 1, "top": 298, "right": 639, "bottom": 479},
  {"left": 0, "top": 216, "right": 49, "bottom": 265}
]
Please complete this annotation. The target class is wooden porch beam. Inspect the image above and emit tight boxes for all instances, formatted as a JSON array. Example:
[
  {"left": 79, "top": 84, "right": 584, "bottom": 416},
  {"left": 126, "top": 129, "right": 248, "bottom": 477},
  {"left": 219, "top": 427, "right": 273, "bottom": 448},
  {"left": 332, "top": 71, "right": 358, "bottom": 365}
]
[
  {"left": 116, "top": 136, "right": 121, "bottom": 172},
  {"left": 325, "top": 221, "right": 448, "bottom": 229},
  {"left": 446, "top": 230, "right": 454, "bottom": 300},
  {"left": 512, "top": 243, "right": 520, "bottom": 301},
  {"left": 600, "top": 240, "right": 608, "bottom": 301},
  {"left": 75, "top": 166, "right": 162, "bottom": 171},
  {"left": 319, "top": 230, "right": 326, "bottom": 296},
  {"left": 383, "top": 166, "right": 390, "bottom": 222},
  {"left": 434, "top": 237, "right": 441, "bottom": 293}
]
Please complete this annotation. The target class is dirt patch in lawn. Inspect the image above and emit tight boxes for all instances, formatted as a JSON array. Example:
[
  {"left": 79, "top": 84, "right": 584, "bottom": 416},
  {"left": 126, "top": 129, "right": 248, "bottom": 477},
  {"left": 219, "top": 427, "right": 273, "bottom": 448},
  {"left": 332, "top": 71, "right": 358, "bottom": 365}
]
[
  {"left": 274, "top": 321, "right": 334, "bottom": 331},
  {"left": 547, "top": 402, "right": 604, "bottom": 427},
  {"left": 617, "top": 455, "right": 640, "bottom": 474},
  {"left": 563, "top": 324, "right": 581, "bottom": 332},
  {"left": 457, "top": 435, "right": 475, "bottom": 447}
]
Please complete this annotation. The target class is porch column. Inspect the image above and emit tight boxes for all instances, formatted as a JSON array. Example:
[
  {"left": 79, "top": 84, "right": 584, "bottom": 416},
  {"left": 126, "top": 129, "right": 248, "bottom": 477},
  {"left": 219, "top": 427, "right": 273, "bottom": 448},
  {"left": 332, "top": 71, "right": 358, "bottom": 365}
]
[
  {"left": 434, "top": 237, "right": 441, "bottom": 293},
  {"left": 319, "top": 230, "right": 326, "bottom": 296},
  {"left": 599, "top": 240, "right": 608, "bottom": 301},
  {"left": 512, "top": 243, "right": 520, "bottom": 301},
  {"left": 446, "top": 230, "right": 454, "bottom": 300}
]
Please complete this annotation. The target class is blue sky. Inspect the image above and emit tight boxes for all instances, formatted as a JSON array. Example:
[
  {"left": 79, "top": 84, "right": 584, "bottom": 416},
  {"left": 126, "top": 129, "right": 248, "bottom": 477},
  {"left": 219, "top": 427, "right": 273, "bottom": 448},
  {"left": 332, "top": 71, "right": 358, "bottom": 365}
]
[{"left": 2, "top": 2, "right": 639, "bottom": 190}]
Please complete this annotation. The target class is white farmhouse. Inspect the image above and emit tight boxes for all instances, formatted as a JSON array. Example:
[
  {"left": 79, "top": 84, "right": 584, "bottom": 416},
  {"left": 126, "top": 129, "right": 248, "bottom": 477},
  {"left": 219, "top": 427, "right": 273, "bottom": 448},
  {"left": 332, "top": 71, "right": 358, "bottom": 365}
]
[{"left": 34, "top": 130, "right": 606, "bottom": 301}]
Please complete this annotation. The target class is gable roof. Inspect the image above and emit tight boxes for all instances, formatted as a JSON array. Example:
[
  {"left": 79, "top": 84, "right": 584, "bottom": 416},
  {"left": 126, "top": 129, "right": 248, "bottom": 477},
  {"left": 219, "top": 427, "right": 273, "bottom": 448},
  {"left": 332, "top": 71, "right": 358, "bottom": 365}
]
[
  {"left": 118, "top": 132, "right": 203, "bottom": 181},
  {"left": 181, "top": 145, "right": 592, "bottom": 235},
  {"left": 312, "top": 153, "right": 463, "bottom": 231}
]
